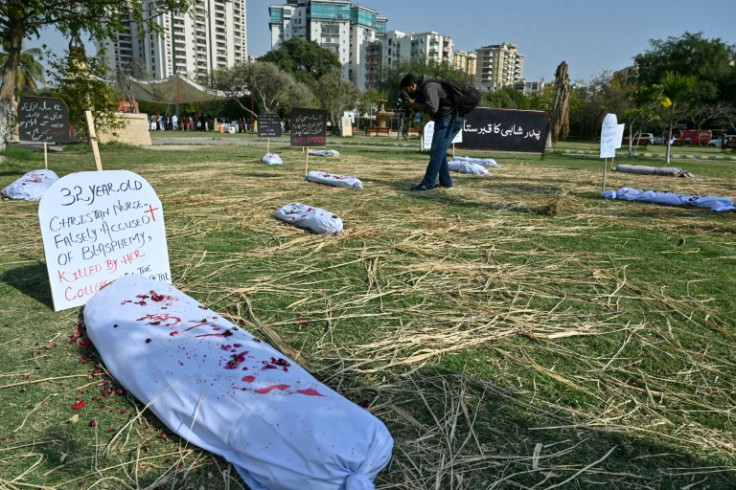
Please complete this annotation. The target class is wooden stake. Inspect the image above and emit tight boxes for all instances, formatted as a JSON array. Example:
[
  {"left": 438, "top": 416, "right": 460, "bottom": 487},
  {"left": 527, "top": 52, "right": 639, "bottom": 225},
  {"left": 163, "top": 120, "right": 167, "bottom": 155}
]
[
  {"left": 305, "top": 147, "right": 310, "bottom": 176},
  {"left": 602, "top": 158, "right": 608, "bottom": 192},
  {"left": 85, "top": 111, "right": 103, "bottom": 171},
  {"left": 44, "top": 142, "right": 48, "bottom": 170},
  {"left": 267, "top": 138, "right": 270, "bottom": 154}
]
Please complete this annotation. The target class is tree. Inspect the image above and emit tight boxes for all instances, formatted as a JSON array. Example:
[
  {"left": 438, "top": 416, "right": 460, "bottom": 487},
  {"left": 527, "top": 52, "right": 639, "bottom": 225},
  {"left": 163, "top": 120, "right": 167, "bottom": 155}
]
[
  {"left": 0, "top": 0, "right": 191, "bottom": 150},
  {"left": 528, "top": 85, "right": 555, "bottom": 112},
  {"left": 635, "top": 32, "right": 736, "bottom": 105},
  {"left": 722, "top": 107, "right": 736, "bottom": 134},
  {"left": 612, "top": 74, "right": 659, "bottom": 156},
  {"left": 482, "top": 87, "right": 529, "bottom": 110},
  {"left": 0, "top": 46, "right": 45, "bottom": 93},
  {"left": 654, "top": 71, "right": 696, "bottom": 165},
  {"left": 279, "top": 82, "right": 316, "bottom": 117},
  {"left": 212, "top": 61, "right": 314, "bottom": 119},
  {"left": 356, "top": 88, "right": 386, "bottom": 130},
  {"left": 314, "top": 68, "right": 360, "bottom": 131},
  {"left": 375, "top": 58, "right": 471, "bottom": 105},
  {"left": 686, "top": 103, "right": 733, "bottom": 131},
  {"left": 566, "top": 72, "right": 630, "bottom": 140},
  {"left": 260, "top": 39, "right": 341, "bottom": 88},
  {"left": 47, "top": 39, "right": 125, "bottom": 139}
]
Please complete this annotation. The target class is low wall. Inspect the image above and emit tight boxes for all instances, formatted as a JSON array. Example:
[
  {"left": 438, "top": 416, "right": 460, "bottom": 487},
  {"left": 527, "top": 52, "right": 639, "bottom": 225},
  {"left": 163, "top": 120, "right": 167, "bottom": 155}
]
[{"left": 98, "top": 113, "right": 152, "bottom": 146}]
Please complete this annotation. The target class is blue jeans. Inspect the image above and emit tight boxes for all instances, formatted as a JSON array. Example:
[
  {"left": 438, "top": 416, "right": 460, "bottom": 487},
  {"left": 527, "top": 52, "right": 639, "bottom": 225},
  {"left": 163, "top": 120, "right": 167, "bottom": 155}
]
[{"left": 419, "top": 115, "right": 463, "bottom": 189}]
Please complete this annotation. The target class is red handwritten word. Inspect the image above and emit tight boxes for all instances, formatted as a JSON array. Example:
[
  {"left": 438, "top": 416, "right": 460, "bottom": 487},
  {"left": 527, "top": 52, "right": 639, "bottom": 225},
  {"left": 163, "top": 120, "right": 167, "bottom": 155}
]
[
  {"left": 64, "top": 280, "right": 109, "bottom": 301},
  {"left": 57, "top": 263, "right": 104, "bottom": 284}
]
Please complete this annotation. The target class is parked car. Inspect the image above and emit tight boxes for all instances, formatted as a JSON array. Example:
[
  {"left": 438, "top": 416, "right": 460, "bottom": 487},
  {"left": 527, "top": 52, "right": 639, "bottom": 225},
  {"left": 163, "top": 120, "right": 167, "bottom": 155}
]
[
  {"left": 622, "top": 133, "right": 655, "bottom": 146},
  {"left": 637, "top": 133, "right": 655, "bottom": 144},
  {"left": 707, "top": 135, "right": 736, "bottom": 148},
  {"left": 652, "top": 135, "right": 665, "bottom": 145}
]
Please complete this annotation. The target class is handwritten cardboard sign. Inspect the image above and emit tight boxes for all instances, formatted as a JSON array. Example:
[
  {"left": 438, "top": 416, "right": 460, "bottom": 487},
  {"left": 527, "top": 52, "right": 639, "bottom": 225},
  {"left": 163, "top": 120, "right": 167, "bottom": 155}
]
[
  {"left": 39, "top": 170, "right": 171, "bottom": 311},
  {"left": 600, "top": 113, "right": 621, "bottom": 158},
  {"left": 457, "top": 108, "right": 548, "bottom": 153},
  {"left": 257, "top": 113, "right": 282, "bottom": 138},
  {"left": 18, "top": 96, "right": 71, "bottom": 143},
  {"left": 290, "top": 108, "right": 327, "bottom": 147}
]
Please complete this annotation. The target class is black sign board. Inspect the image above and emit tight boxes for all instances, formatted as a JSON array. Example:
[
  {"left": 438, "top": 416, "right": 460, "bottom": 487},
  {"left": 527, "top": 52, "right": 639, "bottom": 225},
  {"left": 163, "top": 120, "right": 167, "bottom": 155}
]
[
  {"left": 290, "top": 108, "right": 327, "bottom": 147},
  {"left": 257, "top": 113, "right": 282, "bottom": 138},
  {"left": 457, "top": 108, "right": 548, "bottom": 153},
  {"left": 18, "top": 96, "right": 71, "bottom": 143}
]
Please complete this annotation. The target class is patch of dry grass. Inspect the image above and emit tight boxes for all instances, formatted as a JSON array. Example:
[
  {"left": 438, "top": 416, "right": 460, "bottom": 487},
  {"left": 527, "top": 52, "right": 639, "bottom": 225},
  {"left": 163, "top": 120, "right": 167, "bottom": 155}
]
[{"left": 1, "top": 142, "right": 735, "bottom": 488}]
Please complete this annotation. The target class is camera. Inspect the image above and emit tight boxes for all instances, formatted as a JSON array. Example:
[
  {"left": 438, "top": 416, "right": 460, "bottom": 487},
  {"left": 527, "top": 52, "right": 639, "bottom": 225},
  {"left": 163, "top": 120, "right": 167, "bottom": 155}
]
[{"left": 394, "top": 90, "right": 410, "bottom": 110}]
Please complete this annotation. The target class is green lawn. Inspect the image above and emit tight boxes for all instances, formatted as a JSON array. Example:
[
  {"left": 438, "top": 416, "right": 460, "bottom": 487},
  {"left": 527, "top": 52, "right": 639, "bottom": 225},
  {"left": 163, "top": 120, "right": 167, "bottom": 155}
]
[{"left": 1, "top": 139, "right": 735, "bottom": 488}]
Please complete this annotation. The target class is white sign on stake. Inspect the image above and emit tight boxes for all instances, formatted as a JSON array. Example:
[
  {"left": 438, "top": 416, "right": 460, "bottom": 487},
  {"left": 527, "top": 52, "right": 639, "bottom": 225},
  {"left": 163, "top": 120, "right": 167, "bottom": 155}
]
[
  {"left": 614, "top": 124, "right": 625, "bottom": 149},
  {"left": 421, "top": 121, "right": 463, "bottom": 151},
  {"left": 599, "top": 113, "right": 620, "bottom": 159},
  {"left": 39, "top": 170, "right": 171, "bottom": 311}
]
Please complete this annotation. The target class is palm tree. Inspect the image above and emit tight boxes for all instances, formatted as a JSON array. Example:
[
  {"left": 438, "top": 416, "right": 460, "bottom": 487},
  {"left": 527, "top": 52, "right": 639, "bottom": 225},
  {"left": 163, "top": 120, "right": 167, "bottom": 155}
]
[
  {"left": 0, "top": 46, "right": 46, "bottom": 94},
  {"left": 655, "top": 71, "right": 696, "bottom": 165}
]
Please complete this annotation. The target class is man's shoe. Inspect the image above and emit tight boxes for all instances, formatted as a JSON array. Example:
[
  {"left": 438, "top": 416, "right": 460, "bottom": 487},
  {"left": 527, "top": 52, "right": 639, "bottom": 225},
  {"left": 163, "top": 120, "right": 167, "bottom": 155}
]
[
  {"left": 411, "top": 184, "right": 433, "bottom": 191},
  {"left": 439, "top": 183, "right": 453, "bottom": 188}
]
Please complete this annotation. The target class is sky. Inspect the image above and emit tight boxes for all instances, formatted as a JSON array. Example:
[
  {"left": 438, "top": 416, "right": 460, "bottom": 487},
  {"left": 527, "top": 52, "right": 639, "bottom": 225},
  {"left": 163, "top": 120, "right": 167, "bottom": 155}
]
[{"left": 28, "top": 0, "right": 735, "bottom": 84}]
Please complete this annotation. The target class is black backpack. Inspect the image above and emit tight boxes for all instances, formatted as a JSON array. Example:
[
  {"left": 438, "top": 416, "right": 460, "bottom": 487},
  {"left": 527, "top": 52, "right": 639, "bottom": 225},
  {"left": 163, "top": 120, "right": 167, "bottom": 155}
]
[{"left": 439, "top": 79, "right": 481, "bottom": 115}]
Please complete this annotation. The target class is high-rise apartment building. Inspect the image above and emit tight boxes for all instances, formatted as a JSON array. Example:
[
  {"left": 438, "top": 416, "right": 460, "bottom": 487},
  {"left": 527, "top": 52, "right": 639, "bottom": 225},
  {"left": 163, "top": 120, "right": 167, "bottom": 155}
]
[
  {"left": 269, "top": 0, "right": 388, "bottom": 88},
  {"left": 475, "top": 43, "right": 524, "bottom": 92},
  {"left": 269, "top": 1, "right": 456, "bottom": 89},
  {"left": 364, "top": 41, "right": 382, "bottom": 89},
  {"left": 512, "top": 80, "right": 545, "bottom": 96},
  {"left": 364, "top": 30, "right": 453, "bottom": 90},
  {"left": 97, "top": 0, "right": 248, "bottom": 82},
  {"left": 383, "top": 31, "right": 453, "bottom": 67},
  {"left": 451, "top": 50, "right": 477, "bottom": 79},
  {"left": 349, "top": 5, "right": 387, "bottom": 90}
]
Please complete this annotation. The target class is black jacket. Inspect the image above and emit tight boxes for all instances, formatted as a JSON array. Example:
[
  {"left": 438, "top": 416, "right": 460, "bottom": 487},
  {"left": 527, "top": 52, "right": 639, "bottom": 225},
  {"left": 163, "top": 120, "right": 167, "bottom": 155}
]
[{"left": 415, "top": 75, "right": 455, "bottom": 121}]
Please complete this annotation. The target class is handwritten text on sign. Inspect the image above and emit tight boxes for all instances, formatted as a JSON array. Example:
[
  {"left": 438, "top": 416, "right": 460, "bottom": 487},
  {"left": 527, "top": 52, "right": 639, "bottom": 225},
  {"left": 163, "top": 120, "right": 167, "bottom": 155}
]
[
  {"left": 39, "top": 170, "right": 171, "bottom": 311},
  {"left": 600, "top": 113, "right": 622, "bottom": 159},
  {"left": 18, "top": 96, "right": 71, "bottom": 143},
  {"left": 257, "top": 113, "right": 282, "bottom": 138},
  {"left": 290, "top": 108, "right": 327, "bottom": 147}
]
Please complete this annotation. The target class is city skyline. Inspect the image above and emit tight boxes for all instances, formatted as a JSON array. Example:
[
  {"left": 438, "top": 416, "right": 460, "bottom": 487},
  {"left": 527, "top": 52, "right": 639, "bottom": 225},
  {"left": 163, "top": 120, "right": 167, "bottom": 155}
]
[
  {"left": 249, "top": 0, "right": 735, "bottom": 83},
  {"left": 27, "top": 0, "right": 736, "bottom": 84}
]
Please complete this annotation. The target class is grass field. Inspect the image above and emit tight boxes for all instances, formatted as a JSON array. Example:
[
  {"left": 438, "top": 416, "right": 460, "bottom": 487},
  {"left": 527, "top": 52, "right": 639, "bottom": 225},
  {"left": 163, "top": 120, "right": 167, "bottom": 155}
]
[{"left": 1, "top": 135, "right": 735, "bottom": 489}]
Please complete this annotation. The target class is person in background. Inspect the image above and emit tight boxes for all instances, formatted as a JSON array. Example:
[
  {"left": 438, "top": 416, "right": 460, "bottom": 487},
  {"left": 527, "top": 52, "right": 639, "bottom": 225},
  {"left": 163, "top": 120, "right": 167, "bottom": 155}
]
[{"left": 399, "top": 73, "right": 463, "bottom": 191}]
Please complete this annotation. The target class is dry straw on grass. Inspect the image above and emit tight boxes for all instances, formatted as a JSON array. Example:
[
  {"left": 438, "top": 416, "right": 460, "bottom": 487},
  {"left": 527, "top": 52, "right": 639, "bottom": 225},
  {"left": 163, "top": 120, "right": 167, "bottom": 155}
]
[{"left": 1, "top": 143, "right": 735, "bottom": 488}]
